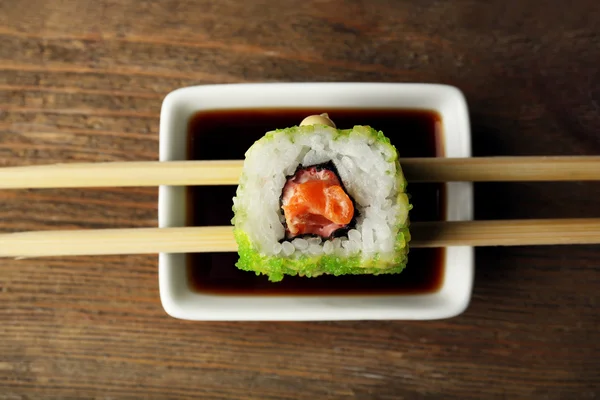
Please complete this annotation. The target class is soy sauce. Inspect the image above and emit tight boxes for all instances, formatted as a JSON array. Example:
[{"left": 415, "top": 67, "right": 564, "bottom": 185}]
[{"left": 186, "top": 108, "right": 445, "bottom": 295}]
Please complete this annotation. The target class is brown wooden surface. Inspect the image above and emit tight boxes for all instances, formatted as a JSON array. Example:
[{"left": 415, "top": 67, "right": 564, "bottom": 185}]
[{"left": 1, "top": 0, "right": 599, "bottom": 398}]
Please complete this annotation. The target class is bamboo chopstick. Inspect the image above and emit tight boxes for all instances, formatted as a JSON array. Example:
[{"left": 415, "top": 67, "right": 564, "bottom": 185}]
[
  {"left": 1, "top": 219, "right": 599, "bottom": 258},
  {"left": 1, "top": 156, "right": 599, "bottom": 189}
]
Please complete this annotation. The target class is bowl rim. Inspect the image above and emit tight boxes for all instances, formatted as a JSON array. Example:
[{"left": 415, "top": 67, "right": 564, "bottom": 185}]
[{"left": 158, "top": 82, "right": 473, "bottom": 321}]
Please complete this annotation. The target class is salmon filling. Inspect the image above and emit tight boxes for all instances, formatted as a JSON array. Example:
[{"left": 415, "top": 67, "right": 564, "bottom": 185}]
[{"left": 281, "top": 164, "right": 355, "bottom": 239}]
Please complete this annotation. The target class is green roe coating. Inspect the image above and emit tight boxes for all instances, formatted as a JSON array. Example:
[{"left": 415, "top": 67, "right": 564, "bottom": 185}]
[{"left": 234, "top": 229, "right": 410, "bottom": 282}]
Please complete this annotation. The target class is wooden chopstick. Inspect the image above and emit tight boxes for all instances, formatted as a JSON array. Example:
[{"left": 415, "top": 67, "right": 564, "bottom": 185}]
[
  {"left": 0, "top": 156, "right": 599, "bottom": 189},
  {"left": 1, "top": 219, "right": 599, "bottom": 258}
]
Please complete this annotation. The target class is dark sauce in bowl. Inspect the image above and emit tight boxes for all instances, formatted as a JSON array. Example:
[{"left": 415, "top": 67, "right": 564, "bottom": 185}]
[{"left": 186, "top": 108, "right": 445, "bottom": 295}]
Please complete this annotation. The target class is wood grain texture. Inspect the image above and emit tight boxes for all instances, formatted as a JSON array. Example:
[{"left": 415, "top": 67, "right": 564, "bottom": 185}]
[{"left": 0, "top": 0, "right": 599, "bottom": 399}]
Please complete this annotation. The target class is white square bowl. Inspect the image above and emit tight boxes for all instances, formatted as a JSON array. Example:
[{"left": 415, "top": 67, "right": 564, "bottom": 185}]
[{"left": 159, "top": 83, "right": 473, "bottom": 321}]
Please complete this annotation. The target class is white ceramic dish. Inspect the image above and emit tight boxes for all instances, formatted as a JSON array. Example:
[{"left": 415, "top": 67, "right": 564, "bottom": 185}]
[{"left": 159, "top": 83, "right": 473, "bottom": 321}]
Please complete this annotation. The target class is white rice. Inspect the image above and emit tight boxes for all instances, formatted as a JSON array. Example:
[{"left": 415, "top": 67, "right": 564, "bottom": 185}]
[{"left": 234, "top": 125, "right": 407, "bottom": 262}]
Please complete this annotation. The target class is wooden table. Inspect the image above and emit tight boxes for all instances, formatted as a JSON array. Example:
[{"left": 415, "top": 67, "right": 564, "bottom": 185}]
[{"left": 1, "top": 1, "right": 599, "bottom": 398}]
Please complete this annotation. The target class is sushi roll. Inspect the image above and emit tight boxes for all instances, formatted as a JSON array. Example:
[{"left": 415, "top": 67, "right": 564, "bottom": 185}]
[{"left": 232, "top": 114, "right": 411, "bottom": 282}]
